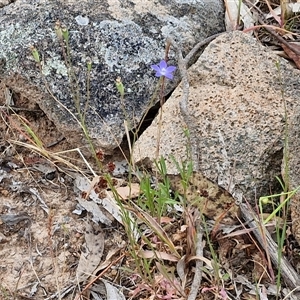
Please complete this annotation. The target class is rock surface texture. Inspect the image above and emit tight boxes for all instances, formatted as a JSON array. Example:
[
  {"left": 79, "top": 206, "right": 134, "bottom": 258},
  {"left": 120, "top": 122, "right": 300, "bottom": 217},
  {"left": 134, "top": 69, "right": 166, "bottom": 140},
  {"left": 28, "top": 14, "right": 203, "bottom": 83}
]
[
  {"left": 0, "top": 0, "right": 224, "bottom": 151},
  {"left": 133, "top": 31, "right": 300, "bottom": 206},
  {"left": 288, "top": 105, "right": 300, "bottom": 244}
]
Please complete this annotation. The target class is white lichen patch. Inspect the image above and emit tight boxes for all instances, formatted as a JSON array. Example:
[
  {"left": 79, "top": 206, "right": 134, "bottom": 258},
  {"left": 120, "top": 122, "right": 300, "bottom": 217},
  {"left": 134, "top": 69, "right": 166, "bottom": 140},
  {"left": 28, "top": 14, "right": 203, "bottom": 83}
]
[
  {"left": 160, "top": 16, "right": 195, "bottom": 44},
  {"left": 0, "top": 23, "right": 33, "bottom": 67},
  {"left": 42, "top": 55, "right": 68, "bottom": 77},
  {"left": 107, "top": 0, "right": 168, "bottom": 20},
  {"left": 97, "top": 20, "right": 164, "bottom": 72}
]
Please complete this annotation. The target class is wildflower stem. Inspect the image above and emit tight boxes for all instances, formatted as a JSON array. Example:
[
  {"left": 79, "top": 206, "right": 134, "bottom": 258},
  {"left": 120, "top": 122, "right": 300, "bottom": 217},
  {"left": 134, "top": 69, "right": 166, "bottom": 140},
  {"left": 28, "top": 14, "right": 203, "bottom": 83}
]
[
  {"left": 155, "top": 76, "right": 166, "bottom": 160},
  {"left": 83, "top": 59, "right": 92, "bottom": 122}
]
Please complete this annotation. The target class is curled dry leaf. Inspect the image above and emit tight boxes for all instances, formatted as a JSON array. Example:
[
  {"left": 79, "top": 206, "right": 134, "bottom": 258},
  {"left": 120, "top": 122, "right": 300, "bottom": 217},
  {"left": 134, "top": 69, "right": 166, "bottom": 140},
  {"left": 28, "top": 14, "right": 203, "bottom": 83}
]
[
  {"left": 176, "top": 255, "right": 187, "bottom": 286},
  {"left": 76, "top": 196, "right": 113, "bottom": 225},
  {"left": 186, "top": 255, "right": 213, "bottom": 270},
  {"left": 281, "top": 43, "right": 300, "bottom": 69}
]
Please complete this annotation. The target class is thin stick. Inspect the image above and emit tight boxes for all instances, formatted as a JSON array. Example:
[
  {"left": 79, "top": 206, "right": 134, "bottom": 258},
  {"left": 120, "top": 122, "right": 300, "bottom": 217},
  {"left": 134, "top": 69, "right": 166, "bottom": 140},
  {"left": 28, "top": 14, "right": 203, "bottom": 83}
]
[
  {"left": 183, "top": 33, "right": 222, "bottom": 66},
  {"left": 187, "top": 221, "right": 204, "bottom": 300}
]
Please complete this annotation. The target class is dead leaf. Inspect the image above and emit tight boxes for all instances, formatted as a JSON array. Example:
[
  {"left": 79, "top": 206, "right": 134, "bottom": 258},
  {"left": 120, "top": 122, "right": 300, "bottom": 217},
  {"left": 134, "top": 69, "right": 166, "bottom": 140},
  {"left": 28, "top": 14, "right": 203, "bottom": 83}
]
[
  {"left": 100, "top": 279, "right": 126, "bottom": 300},
  {"left": 74, "top": 174, "right": 123, "bottom": 225},
  {"left": 264, "top": 0, "right": 282, "bottom": 25},
  {"left": 172, "top": 231, "right": 186, "bottom": 243},
  {"left": 138, "top": 249, "right": 179, "bottom": 262},
  {"left": 186, "top": 255, "right": 213, "bottom": 270},
  {"left": 29, "top": 187, "right": 49, "bottom": 214},
  {"left": 224, "top": 0, "right": 255, "bottom": 31},
  {"left": 160, "top": 216, "right": 174, "bottom": 223},
  {"left": 252, "top": 252, "right": 270, "bottom": 283},
  {"left": 176, "top": 255, "right": 187, "bottom": 286},
  {"left": 259, "top": 285, "right": 269, "bottom": 300},
  {"left": 114, "top": 183, "right": 140, "bottom": 200},
  {"left": 94, "top": 248, "right": 121, "bottom": 272},
  {"left": 281, "top": 43, "right": 300, "bottom": 69},
  {"left": 76, "top": 221, "right": 105, "bottom": 283},
  {"left": 266, "top": 2, "right": 300, "bottom": 19},
  {"left": 155, "top": 262, "right": 186, "bottom": 298},
  {"left": 76, "top": 197, "right": 113, "bottom": 225}
]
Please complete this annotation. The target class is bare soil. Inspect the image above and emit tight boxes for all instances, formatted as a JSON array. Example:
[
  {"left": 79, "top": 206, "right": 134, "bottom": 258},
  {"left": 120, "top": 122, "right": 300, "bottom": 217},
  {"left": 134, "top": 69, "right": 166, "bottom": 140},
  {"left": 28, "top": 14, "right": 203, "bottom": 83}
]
[{"left": 0, "top": 87, "right": 129, "bottom": 299}]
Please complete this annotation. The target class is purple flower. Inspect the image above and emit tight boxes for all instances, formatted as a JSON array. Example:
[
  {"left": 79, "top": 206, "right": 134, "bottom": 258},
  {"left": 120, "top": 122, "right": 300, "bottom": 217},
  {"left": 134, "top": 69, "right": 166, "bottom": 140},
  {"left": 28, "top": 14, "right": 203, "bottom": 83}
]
[{"left": 151, "top": 60, "right": 176, "bottom": 80}]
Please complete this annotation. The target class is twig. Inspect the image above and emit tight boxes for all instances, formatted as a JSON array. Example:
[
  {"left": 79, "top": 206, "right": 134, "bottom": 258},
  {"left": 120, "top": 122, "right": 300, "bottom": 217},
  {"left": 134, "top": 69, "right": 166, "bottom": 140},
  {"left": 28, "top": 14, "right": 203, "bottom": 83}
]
[
  {"left": 167, "top": 33, "right": 222, "bottom": 171},
  {"left": 184, "top": 33, "right": 223, "bottom": 66},
  {"left": 44, "top": 285, "right": 75, "bottom": 300},
  {"left": 46, "top": 136, "right": 66, "bottom": 148},
  {"left": 187, "top": 221, "right": 204, "bottom": 300},
  {"left": 0, "top": 105, "right": 41, "bottom": 112}
]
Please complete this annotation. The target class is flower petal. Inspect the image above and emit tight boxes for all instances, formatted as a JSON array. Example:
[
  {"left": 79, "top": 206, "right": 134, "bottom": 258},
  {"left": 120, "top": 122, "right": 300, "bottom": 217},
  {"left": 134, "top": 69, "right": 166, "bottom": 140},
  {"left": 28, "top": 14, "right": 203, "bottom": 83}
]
[
  {"left": 164, "top": 73, "right": 174, "bottom": 80},
  {"left": 151, "top": 65, "right": 160, "bottom": 72},
  {"left": 166, "top": 66, "right": 176, "bottom": 72},
  {"left": 158, "top": 60, "right": 167, "bottom": 69},
  {"left": 151, "top": 60, "right": 176, "bottom": 79}
]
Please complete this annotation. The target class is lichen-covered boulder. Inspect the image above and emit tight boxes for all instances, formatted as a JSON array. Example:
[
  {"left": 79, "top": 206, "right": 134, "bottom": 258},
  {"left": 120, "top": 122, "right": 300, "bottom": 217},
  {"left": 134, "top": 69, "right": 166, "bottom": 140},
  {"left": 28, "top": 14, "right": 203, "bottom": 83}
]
[
  {"left": 0, "top": 0, "right": 224, "bottom": 151},
  {"left": 133, "top": 31, "right": 300, "bottom": 205}
]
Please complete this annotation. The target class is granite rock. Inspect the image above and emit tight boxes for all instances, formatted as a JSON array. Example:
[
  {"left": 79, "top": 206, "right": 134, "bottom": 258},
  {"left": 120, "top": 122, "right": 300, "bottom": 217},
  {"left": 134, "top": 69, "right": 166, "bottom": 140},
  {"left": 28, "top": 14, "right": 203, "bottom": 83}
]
[
  {"left": 133, "top": 31, "right": 300, "bottom": 205},
  {"left": 0, "top": 0, "right": 224, "bottom": 151},
  {"left": 287, "top": 102, "right": 300, "bottom": 244}
]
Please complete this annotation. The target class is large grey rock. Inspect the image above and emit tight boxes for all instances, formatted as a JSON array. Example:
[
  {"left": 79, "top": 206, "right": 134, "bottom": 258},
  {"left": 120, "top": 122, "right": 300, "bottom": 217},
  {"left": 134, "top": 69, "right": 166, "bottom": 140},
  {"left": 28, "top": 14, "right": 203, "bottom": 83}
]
[
  {"left": 0, "top": 0, "right": 224, "bottom": 151},
  {"left": 133, "top": 31, "right": 300, "bottom": 205}
]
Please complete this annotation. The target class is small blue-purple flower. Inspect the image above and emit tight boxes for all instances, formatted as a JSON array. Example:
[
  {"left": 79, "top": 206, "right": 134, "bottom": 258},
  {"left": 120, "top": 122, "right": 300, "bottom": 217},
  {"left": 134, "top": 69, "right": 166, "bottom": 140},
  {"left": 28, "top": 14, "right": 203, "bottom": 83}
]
[{"left": 151, "top": 60, "right": 176, "bottom": 80}]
